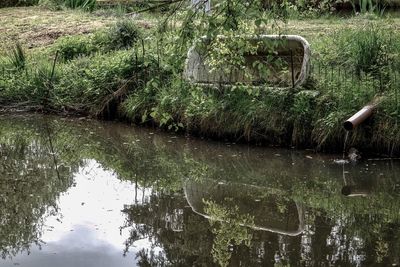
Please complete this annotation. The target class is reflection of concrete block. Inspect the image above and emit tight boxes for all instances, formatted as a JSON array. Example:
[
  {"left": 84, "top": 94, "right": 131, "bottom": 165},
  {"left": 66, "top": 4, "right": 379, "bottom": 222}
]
[
  {"left": 191, "top": 0, "right": 211, "bottom": 12},
  {"left": 183, "top": 178, "right": 305, "bottom": 236},
  {"left": 184, "top": 35, "right": 311, "bottom": 89}
]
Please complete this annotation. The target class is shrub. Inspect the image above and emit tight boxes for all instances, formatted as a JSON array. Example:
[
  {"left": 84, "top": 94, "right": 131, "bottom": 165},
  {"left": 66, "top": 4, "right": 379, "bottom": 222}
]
[
  {"left": 55, "top": 35, "right": 96, "bottom": 61},
  {"left": 106, "top": 20, "right": 142, "bottom": 50},
  {"left": 52, "top": 50, "right": 158, "bottom": 112}
]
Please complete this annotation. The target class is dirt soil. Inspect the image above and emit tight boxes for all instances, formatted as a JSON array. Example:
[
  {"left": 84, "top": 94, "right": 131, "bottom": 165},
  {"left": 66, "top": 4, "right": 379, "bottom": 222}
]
[{"left": 0, "top": 7, "right": 115, "bottom": 53}]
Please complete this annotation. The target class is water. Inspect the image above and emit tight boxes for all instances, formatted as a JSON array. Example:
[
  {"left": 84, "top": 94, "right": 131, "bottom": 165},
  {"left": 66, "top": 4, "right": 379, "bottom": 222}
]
[
  {"left": 0, "top": 114, "right": 400, "bottom": 266},
  {"left": 343, "top": 131, "right": 349, "bottom": 160}
]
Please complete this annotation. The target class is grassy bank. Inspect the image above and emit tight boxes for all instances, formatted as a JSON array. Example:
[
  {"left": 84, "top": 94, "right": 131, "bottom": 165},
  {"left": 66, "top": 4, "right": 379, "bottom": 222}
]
[{"left": 0, "top": 5, "right": 400, "bottom": 156}]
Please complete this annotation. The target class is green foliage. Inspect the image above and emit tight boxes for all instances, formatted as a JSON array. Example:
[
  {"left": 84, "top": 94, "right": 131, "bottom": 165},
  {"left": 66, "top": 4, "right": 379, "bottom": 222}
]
[
  {"left": 72, "top": 20, "right": 141, "bottom": 54},
  {"left": 268, "top": 0, "right": 352, "bottom": 18},
  {"left": 52, "top": 49, "right": 159, "bottom": 113},
  {"left": 37, "top": 0, "right": 95, "bottom": 11},
  {"left": 0, "top": 59, "right": 56, "bottom": 105},
  {"left": 0, "top": 0, "right": 39, "bottom": 7},
  {"left": 37, "top": 0, "right": 63, "bottom": 10},
  {"left": 64, "top": 0, "right": 96, "bottom": 11},
  {"left": 55, "top": 35, "right": 96, "bottom": 61},
  {"left": 53, "top": 20, "right": 143, "bottom": 61},
  {"left": 53, "top": 50, "right": 135, "bottom": 109},
  {"left": 351, "top": 26, "right": 392, "bottom": 75},
  {"left": 352, "top": 0, "right": 386, "bottom": 15},
  {"left": 1, "top": 0, "right": 400, "bottom": 155},
  {"left": 314, "top": 22, "right": 398, "bottom": 75},
  {"left": 8, "top": 43, "right": 26, "bottom": 70},
  {"left": 106, "top": 19, "right": 142, "bottom": 50},
  {"left": 0, "top": 0, "right": 19, "bottom": 7},
  {"left": 204, "top": 200, "right": 254, "bottom": 267}
]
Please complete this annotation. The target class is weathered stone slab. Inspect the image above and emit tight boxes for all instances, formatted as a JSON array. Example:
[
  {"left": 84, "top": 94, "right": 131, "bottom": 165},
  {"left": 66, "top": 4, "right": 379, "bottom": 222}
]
[{"left": 184, "top": 35, "right": 311, "bottom": 89}]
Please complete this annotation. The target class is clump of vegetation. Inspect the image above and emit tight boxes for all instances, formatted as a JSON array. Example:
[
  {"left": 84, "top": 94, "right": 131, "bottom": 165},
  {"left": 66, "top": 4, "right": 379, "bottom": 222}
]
[
  {"left": 0, "top": 0, "right": 39, "bottom": 8},
  {"left": 1, "top": 0, "right": 400, "bottom": 156},
  {"left": 314, "top": 22, "right": 399, "bottom": 74},
  {"left": 37, "top": 0, "right": 95, "bottom": 11},
  {"left": 54, "top": 19, "right": 142, "bottom": 61},
  {"left": 106, "top": 19, "right": 142, "bottom": 50},
  {"left": 8, "top": 43, "right": 26, "bottom": 70},
  {"left": 64, "top": 0, "right": 96, "bottom": 11},
  {"left": 55, "top": 35, "right": 96, "bottom": 61}
]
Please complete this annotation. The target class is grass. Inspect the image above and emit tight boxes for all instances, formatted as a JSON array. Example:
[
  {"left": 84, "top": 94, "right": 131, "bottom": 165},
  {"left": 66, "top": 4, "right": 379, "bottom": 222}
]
[
  {"left": 8, "top": 43, "right": 26, "bottom": 70},
  {"left": 0, "top": 6, "right": 156, "bottom": 56},
  {"left": 0, "top": 5, "right": 400, "bottom": 156}
]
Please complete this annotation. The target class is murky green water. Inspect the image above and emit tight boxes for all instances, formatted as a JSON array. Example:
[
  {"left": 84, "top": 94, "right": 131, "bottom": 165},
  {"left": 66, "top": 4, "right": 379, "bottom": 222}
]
[{"left": 0, "top": 115, "right": 399, "bottom": 266}]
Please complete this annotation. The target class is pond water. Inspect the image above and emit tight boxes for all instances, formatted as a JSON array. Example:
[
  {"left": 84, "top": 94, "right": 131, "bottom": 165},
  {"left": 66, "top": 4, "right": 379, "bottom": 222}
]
[{"left": 0, "top": 115, "right": 399, "bottom": 266}]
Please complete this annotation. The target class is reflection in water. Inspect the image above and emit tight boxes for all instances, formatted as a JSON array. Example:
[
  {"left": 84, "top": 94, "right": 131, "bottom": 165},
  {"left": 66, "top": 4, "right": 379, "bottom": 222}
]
[
  {"left": 0, "top": 115, "right": 400, "bottom": 266},
  {"left": 0, "top": 118, "right": 75, "bottom": 259},
  {"left": 184, "top": 179, "right": 304, "bottom": 235}
]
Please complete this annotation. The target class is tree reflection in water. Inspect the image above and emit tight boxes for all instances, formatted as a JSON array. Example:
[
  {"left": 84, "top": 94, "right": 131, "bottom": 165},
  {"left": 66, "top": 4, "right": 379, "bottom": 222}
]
[
  {"left": 0, "top": 117, "right": 77, "bottom": 259},
  {"left": 0, "top": 115, "right": 400, "bottom": 266}
]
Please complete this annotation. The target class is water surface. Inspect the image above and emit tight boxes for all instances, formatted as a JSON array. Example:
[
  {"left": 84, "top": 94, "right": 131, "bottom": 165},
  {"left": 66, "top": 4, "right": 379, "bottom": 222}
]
[{"left": 0, "top": 115, "right": 399, "bottom": 266}]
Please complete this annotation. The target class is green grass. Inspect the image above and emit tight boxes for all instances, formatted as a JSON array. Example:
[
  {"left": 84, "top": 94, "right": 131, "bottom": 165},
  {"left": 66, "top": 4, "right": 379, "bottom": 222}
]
[
  {"left": 8, "top": 43, "right": 26, "bottom": 70},
  {"left": 1, "top": 6, "right": 400, "bottom": 156}
]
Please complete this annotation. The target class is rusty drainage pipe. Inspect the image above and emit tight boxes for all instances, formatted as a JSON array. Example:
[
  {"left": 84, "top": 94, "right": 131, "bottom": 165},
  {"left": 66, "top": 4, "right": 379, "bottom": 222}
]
[
  {"left": 343, "top": 98, "right": 381, "bottom": 131},
  {"left": 343, "top": 105, "right": 375, "bottom": 131}
]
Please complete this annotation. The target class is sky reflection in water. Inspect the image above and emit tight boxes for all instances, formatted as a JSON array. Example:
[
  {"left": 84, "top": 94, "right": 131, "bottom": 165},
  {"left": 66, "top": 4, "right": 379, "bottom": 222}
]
[{"left": 0, "top": 115, "right": 399, "bottom": 266}]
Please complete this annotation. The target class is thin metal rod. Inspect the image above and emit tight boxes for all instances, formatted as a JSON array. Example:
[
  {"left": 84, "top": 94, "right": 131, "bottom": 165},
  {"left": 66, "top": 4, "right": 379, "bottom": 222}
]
[{"left": 50, "top": 50, "right": 59, "bottom": 82}]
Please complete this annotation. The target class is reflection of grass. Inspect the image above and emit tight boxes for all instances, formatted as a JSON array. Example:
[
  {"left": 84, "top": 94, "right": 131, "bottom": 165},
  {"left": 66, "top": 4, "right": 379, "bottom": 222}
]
[{"left": 0, "top": 118, "right": 76, "bottom": 259}]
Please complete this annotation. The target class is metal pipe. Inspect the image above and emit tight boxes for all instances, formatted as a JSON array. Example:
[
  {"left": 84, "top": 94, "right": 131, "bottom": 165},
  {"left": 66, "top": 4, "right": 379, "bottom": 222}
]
[{"left": 343, "top": 104, "right": 376, "bottom": 131}]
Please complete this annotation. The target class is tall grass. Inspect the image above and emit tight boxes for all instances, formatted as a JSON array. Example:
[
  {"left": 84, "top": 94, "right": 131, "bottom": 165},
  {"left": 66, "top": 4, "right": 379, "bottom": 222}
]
[
  {"left": 54, "top": 20, "right": 142, "bottom": 61},
  {"left": 38, "top": 0, "right": 96, "bottom": 11},
  {"left": 107, "top": 19, "right": 142, "bottom": 50},
  {"left": 353, "top": 0, "right": 386, "bottom": 15},
  {"left": 8, "top": 43, "right": 26, "bottom": 70},
  {"left": 64, "top": 0, "right": 96, "bottom": 11}
]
